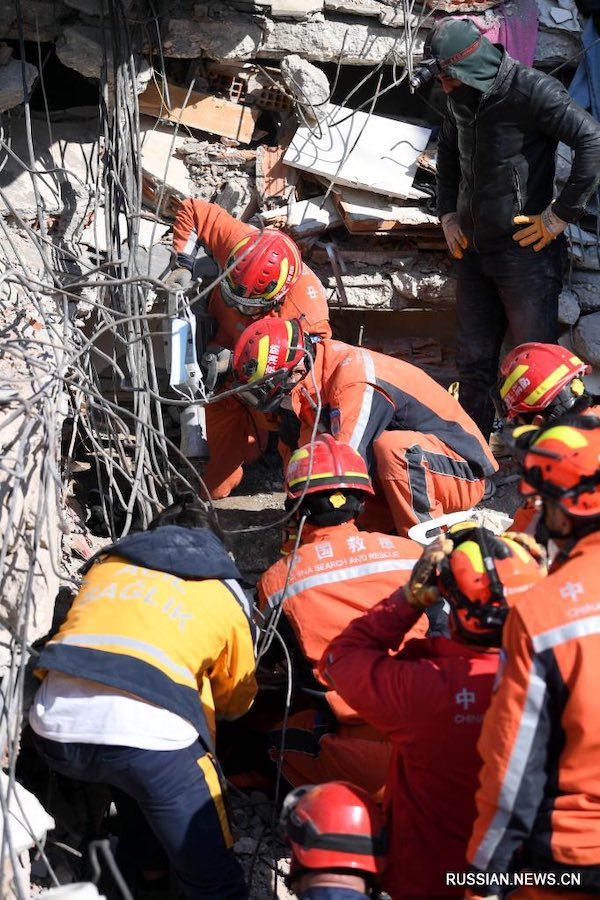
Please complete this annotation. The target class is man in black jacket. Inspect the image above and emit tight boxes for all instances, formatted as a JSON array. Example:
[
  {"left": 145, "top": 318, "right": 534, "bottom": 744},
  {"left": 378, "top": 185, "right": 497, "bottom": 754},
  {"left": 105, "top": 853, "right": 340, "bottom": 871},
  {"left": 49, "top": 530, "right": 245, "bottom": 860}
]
[{"left": 415, "top": 18, "right": 600, "bottom": 441}]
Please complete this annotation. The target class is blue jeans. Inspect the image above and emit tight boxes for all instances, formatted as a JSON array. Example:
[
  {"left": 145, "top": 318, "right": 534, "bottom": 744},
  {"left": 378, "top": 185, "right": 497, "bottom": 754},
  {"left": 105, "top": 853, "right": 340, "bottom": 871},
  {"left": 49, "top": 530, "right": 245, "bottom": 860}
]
[
  {"left": 455, "top": 239, "right": 564, "bottom": 440},
  {"left": 33, "top": 735, "right": 248, "bottom": 900}
]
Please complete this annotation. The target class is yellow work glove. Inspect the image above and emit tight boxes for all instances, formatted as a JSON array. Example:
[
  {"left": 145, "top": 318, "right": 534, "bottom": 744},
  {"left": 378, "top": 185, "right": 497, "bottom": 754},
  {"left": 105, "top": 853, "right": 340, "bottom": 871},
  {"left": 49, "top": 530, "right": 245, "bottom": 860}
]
[
  {"left": 502, "top": 530, "right": 548, "bottom": 573},
  {"left": 404, "top": 536, "right": 454, "bottom": 610},
  {"left": 441, "top": 212, "right": 469, "bottom": 259},
  {"left": 512, "top": 204, "right": 567, "bottom": 251}
]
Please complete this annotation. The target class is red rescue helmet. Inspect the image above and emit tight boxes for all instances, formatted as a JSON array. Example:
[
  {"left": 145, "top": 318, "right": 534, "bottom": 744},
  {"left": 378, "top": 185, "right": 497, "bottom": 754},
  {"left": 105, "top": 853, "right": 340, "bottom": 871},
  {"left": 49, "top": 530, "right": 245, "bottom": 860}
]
[
  {"left": 221, "top": 229, "right": 302, "bottom": 316},
  {"left": 438, "top": 523, "right": 544, "bottom": 647},
  {"left": 232, "top": 317, "right": 308, "bottom": 412},
  {"left": 280, "top": 782, "right": 387, "bottom": 880},
  {"left": 494, "top": 343, "right": 591, "bottom": 422},
  {"left": 519, "top": 417, "right": 600, "bottom": 519},
  {"left": 285, "top": 435, "right": 374, "bottom": 499}
]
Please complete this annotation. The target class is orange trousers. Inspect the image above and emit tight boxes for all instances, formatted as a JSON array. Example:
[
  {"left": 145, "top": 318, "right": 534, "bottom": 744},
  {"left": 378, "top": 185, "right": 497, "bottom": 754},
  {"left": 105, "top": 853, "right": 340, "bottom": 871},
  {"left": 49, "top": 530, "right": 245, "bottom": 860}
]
[
  {"left": 269, "top": 708, "right": 390, "bottom": 802},
  {"left": 359, "top": 430, "right": 486, "bottom": 536},
  {"left": 202, "top": 395, "right": 271, "bottom": 499}
]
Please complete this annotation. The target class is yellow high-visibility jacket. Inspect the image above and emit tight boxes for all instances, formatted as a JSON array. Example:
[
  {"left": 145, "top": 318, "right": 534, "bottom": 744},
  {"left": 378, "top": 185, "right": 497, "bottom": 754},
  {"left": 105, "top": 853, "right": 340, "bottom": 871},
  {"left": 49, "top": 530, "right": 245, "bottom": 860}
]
[{"left": 35, "top": 525, "right": 257, "bottom": 748}]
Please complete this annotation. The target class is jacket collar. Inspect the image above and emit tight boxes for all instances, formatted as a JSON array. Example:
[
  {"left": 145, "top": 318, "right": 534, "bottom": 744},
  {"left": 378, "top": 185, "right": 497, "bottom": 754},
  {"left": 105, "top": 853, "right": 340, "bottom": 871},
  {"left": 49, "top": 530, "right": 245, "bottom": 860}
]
[
  {"left": 300, "top": 521, "right": 359, "bottom": 546},
  {"left": 482, "top": 47, "right": 517, "bottom": 100}
]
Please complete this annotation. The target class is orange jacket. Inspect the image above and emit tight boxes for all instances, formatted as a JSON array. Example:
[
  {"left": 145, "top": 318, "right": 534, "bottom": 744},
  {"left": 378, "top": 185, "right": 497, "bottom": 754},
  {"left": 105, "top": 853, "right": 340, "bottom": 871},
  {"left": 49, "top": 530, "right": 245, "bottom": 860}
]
[
  {"left": 172, "top": 199, "right": 331, "bottom": 349},
  {"left": 468, "top": 530, "right": 600, "bottom": 887},
  {"left": 257, "top": 522, "right": 426, "bottom": 723},
  {"left": 288, "top": 340, "right": 497, "bottom": 477}
]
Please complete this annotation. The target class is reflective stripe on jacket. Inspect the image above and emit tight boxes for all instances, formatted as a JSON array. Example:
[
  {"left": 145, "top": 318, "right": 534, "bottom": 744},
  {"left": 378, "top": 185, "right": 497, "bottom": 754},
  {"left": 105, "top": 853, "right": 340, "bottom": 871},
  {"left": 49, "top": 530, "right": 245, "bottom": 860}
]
[
  {"left": 257, "top": 522, "right": 425, "bottom": 722},
  {"left": 289, "top": 340, "right": 497, "bottom": 478},
  {"left": 36, "top": 527, "right": 257, "bottom": 748},
  {"left": 468, "top": 530, "right": 600, "bottom": 882},
  {"left": 172, "top": 199, "right": 331, "bottom": 347}
]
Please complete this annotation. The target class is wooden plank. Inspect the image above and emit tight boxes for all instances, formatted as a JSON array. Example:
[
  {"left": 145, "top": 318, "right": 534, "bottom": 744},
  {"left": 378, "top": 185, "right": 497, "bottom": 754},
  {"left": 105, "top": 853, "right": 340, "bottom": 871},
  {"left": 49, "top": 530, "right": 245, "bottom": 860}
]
[
  {"left": 333, "top": 186, "right": 439, "bottom": 233},
  {"left": 138, "top": 80, "right": 260, "bottom": 145}
]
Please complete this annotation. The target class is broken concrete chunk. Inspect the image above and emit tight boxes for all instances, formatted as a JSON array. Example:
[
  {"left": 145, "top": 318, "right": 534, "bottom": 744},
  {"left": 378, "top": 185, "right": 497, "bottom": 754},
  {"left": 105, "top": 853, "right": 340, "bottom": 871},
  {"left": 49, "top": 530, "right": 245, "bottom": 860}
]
[
  {"left": 281, "top": 54, "right": 330, "bottom": 122},
  {"left": 324, "top": 0, "right": 384, "bottom": 15},
  {"left": 271, "top": 0, "right": 324, "bottom": 15},
  {"left": 573, "top": 311, "right": 600, "bottom": 365},
  {"left": 1, "top": 0, "right": 66, "bottom": 42},
  {"left": 534, "top": 27, "right": 581, "bottom": 66},
  {"left": 569, "top": 271, "right": 600, "bottom": 312},
  {"left": 165, "top": 14, "right": 262, "bottom": 59},
  {"left": 213, "top": 178, "right": 257, "bottom": 219},
  {"left": 56, "top": 24, "right": 110, "bottom": 80},
  {"left": 390, "top": 268, "right": 456, "bottom": 307},
  {"left": 257, "top": 194, "right": 342, "bottom": 236},
  {"left": 557, "top": 287, "right": 580, "bottom": 325},
  {"left": 536, "top": 0, "right": 580, "bottom": 32},
  {"left": 0, "top": 58, "right": 38, "bottom": 112},
  {"left": 164, "top": 12, "right": 424, "bottom": 64}
]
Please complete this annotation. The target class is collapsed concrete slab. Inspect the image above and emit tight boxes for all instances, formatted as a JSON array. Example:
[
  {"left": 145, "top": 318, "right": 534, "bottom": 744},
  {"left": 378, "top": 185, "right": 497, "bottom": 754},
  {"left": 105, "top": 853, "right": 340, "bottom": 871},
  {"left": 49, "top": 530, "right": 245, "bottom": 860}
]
[
  {"left": 163, "top": 9, "right": 423, "bottom": 64},
  {"left": 0, "top": 58, "right": 38, "bottom": 113}
]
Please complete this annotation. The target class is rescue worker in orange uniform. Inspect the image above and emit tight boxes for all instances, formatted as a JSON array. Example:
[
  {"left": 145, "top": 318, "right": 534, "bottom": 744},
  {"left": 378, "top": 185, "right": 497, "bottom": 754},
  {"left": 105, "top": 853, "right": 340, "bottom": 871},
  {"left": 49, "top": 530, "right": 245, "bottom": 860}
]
[
  {"left": 171, "top": 199, "right": 331, "bottom": 498},
  {"left": 319, "top": 524, "right": 545, "bottom": 900},
  {"left": 492, "top": 342, "right": 600, "bottom": 535},
  {"left": 231, "top": 317, "right": 497, "bottom": 535},
  {"left": 467, "top": 417, "right": 600, "bottom": 900},
  {"left": 279, "top": 781, "right": 387, "bottom": 899},
  {"left": 257, "top": 435, "right": 426, "bottom": 799}
]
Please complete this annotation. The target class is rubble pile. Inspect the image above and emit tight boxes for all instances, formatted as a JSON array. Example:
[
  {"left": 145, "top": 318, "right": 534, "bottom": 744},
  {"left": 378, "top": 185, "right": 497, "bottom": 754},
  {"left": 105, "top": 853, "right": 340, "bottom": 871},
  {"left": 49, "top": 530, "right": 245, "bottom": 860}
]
[
  {"left": 3, "top": 0, "right": 599, "bottom": 373},
  {"left": 1, "top": 0, "right": 600, "bottom": 896}
]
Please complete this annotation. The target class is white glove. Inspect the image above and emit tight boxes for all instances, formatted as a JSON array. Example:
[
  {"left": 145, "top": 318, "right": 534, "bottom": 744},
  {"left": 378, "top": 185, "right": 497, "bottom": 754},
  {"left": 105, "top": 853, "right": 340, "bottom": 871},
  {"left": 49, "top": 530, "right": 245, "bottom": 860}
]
[{"left": 441, "top": 212, "right": 468, "bottom": 259}]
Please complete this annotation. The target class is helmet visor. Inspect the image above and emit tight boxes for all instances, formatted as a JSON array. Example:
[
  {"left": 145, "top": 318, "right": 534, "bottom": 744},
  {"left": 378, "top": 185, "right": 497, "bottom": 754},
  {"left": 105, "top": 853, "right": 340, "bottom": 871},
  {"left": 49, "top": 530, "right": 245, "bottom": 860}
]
[{"left": 220, "top": 277, "right": 276, "bottom": 316}]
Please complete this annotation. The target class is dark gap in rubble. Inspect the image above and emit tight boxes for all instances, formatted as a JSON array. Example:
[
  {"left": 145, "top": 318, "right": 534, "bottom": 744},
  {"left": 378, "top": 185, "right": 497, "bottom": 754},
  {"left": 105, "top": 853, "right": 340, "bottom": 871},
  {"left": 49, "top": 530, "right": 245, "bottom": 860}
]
[
  {"left": 315, "top": 59, "right": 448, "bottom": 125},
  {"left": 4, "top": 41, "right": 100, "bottom": 111}
]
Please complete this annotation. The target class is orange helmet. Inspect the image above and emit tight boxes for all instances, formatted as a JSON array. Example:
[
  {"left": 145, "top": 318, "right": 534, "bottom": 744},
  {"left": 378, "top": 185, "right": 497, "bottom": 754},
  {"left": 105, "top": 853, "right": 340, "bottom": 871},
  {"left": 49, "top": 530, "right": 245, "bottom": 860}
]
[
  {"left": 280, "top": 782, "right": 386, "bottom": 880},
  {"left": 285, "top": 436, "right": 374, "bottom": 499},
  {"left": 221, "top": 229, "right": 302, "bottom": 316},
  {"left": 519, "top": 417, "right": 600, "bottom": 519},
  {"left": 494, "top": 343, "right": 591, "bottom": 422},
  {"left": 438, "top": 523, "right": 544, "bottom": 647},
  {"left": 232, "top": 317, "right": 307, "bottom": 412}
]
